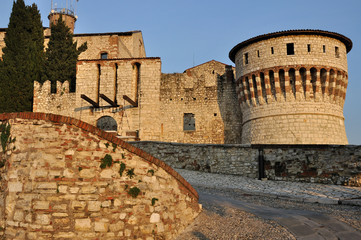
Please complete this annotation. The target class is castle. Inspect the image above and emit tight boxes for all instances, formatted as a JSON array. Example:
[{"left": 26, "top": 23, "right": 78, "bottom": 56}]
[{"left": 0, "top": 4, "right": 352, "bottom": 145}]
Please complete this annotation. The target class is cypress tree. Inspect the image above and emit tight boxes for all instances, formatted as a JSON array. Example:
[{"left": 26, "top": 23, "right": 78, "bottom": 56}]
[
  {"left": 45, "top": 16, "right": 87, "bottom": 93},
  {"left": 0, "top": 0, "right": 45, "bottom": 112}
]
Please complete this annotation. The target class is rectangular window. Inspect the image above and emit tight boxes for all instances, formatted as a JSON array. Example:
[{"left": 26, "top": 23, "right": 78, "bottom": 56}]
[
  {"left": 101, "top": 52, "right": 108, "bottom": 59},
  {"left": 271, "top": 47, "right": 274, "bottom": 54},
  {"left": 183, "top": 113, "right": 195, "bottom": 131},
  {"left": 307, "top": 44, "right": 311, "bottom": 52},
  {"left": 257, "top": 50, "right": 260, "bottom": 57},
  {"left": 287, "top": 43, "right": 294, "bottom": 55},
  {"left": 335, "top": 46, "right": 340, "bottom": 58},
  {"left": 244, "top": 53, "right": 249, "bottom": 65},
  {"left": 323, "top": 45, "right": 326, "bottom": 53}
]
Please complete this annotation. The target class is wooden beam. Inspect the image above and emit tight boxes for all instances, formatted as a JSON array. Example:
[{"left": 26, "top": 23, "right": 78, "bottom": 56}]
[
  {"left": 123, "top": 95, "right": 138, "bottom": 107},
  {"left": 81, "top": 94, "right": 99, "bottom": 108},
  {"left": 100, "top": 94, "right": 118, "bottom": 107}
]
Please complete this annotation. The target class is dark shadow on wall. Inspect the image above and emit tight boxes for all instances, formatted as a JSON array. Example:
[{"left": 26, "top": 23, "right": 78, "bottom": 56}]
[{"left": 217, "top": 66, "right": 242, "bottom": 144}]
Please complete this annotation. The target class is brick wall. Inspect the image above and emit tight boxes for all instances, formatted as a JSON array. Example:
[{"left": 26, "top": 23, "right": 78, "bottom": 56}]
[
  {"left": 0, "top": 113, "right": 200, "bottom": 239},
  {"left": 131, "top": 141, "right": 361, "bottom": 187}
]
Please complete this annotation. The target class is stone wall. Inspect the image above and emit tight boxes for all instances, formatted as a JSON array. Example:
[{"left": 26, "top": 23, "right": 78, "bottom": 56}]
[
  {"left": 33, "top": 58, "right": 162, "bottom": 141},
  {"left": 74, "top": 31, "right": 146, "bottom": 60},
  {"left": 160, "top": 60, "right": 242, "bottom": 144},
  {"left": 131, "top": 141, "right": 361, "bottom": 187},
  {"left": 234, "top": 34, "right": 348, "bottom": 77},
  {"left": 33, "top": 59, "right": 243, "bottom": 144},
  {"left": 0, "top": 113, "right": 200, "bottom": 239}
]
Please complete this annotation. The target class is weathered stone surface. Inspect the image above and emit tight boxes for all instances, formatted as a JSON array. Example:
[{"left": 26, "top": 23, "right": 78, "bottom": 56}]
[
  {"left": 150, "top": 213, "right": 160, "bottom": 223},
  {"left": 75, "top": 218, "right": 92, "bottom": 231},
  {"left": 8, "top": 182, "right": 23, "bottom": 192}
]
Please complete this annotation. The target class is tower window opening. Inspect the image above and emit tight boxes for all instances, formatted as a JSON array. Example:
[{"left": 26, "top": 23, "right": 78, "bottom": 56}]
[
  {"left": 335, "top": 46, "right": 340, "bottom": 58},
  {"left": 101, "top": 52, "right": 108, "bottom": 59},
  {"left": 323, "top": 45, "right": 326, "bottom": 53},
  {"left": 257, "top": 50, "right": 260, "bottom": 57},
  {"left": 287, "top": 43, "right": 294, "bottom": 55},
  {"left": 244, "top": 53, "right": 249, "bottom": 65},
  {"left": 307, "top": 44, "right": 311, "bottom": 52},
  {"left": 271, "top": 47, "right": 274, "bottom": 54}
]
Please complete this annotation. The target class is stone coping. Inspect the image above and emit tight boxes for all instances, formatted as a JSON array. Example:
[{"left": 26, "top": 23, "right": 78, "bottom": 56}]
[
  {"left": 132, "top": 141, "right": 352, "bottom": 149},
  {"left": 0, "top": 112, "right": 199, "bottom": 200}
]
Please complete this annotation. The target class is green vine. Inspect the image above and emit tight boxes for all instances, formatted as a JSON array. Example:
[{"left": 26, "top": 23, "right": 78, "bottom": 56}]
[
  {"left": 0, "top": 122, "right": 16, "bottom": 169},
  {"left": 151, "top": 198, "right": 158, "bottom": 206},
  {"left": 112, "top": 143, "right": 117, "bottom": 152},
  {"left": 126, "top": 168, "right": 136, "bottom": 179},
  {"left": 0, "top": 122, "right": 15, "bottom": 153},
  {"left": 119, "top": 162, "right": 126, "bottom": 176},
  {"left": 128, "top": 187, "right": 141, "bottom": 198},
  {"left": 100, "top": 154, "right": 113, "bottom": 169}
]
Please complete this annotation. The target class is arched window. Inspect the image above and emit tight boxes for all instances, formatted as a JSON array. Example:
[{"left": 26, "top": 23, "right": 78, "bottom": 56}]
[
  {"left": 299, "top": 68, "right": 307, "bottom": 97},
  {"left": 96, "top": 116, "right": 117, "bottom": 132},
  {"left": 320, "top": 69, "right": 327, "bottom": 95},
  {"left": 269, "top": 70, "right": 276, "bottom": 100},
  {"left": 245, "top": 77, "right": 251, "bottom": 101},
  {"left": 252, "top": 74, "right": 259, "bottom": 104},
  {"left": 279, "top": 69, "right": 286, "bottom": 99},
  {"left": 289, "top": 68, "right": 296, "bottom": 98},
  {"left": 329, "top": 69, "right": 335, "bottom": 96},
  {"left": 260, "top": 72, "right": 267, "bottom": 102},
  {"left": 310, "top": 68, "right": 317, "bottom": 97}
]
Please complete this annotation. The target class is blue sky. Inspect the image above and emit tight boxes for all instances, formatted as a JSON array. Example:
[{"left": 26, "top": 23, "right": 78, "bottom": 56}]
[{"left": 1, "top": 0, "right": 361, "bottom": 144}]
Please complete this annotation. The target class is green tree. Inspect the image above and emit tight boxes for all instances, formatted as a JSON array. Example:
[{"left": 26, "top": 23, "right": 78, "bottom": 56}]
[
  {"left": 0, "top": 0, "right": 45, "bottom": 112},
  {"left": 45, "top": 16, "right": 87, "bottom": 92}
]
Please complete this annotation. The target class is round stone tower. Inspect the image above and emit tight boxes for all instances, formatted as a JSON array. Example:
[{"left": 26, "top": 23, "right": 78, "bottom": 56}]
[
  {"left": 48, "top": 0, "right": 77, "bottom": 33},
  {"left": 229, "top": 30, "right": 352, "bottom": 144}
]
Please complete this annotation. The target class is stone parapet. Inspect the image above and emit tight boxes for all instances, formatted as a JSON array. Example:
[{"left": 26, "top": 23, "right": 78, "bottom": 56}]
[{"left": 131, "top": 141, "right": 361, "bottom": 187}]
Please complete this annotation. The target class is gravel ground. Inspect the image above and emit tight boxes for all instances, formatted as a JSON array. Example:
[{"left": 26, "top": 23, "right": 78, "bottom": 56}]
[
  {"left": 199, "top": 186, "right": 361, "bottom": 232},
  {"left": 174, "top": 168, "right": 361, "bottom": 239},
  {"left": 176, "top": 196, "right": 296, "bottom": 240}
]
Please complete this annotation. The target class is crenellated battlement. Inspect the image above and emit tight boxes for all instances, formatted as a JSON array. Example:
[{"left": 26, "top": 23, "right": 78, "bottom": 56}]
[
  {"left": 236, "top": 65, "right": 348, "bottom": 108},
  {"left": 34, "top": 80, "right": 71, "bottom": 95},
  {"left": 230, "top": 30, "right": 352, "bottom": 145},
  {"left": 33, "top": 80, "right": 75, "bottom": 114}
]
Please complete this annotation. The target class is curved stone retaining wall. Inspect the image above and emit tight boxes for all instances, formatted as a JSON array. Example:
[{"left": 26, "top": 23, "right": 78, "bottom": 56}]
[{"left": 0, "top": 113, "right": 200, "bottom": 239}]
